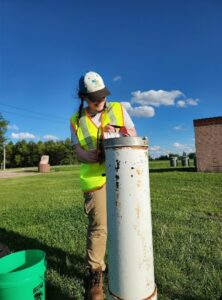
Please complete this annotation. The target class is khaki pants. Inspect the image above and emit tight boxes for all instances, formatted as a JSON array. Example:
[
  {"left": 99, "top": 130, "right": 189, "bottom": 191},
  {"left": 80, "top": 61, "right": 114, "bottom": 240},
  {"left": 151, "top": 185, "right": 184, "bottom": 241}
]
[{"left": 84, "top": 184, "right": 107, "bottom": 271}]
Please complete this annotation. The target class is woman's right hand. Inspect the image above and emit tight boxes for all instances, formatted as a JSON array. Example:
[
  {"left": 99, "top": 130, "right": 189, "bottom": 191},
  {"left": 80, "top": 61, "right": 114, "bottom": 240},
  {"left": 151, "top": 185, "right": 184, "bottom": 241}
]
[
  {"left": 75, "top": 144, "right": 99, "bottom": 163},
  {"left": 86, "top": 150, "right": 99, "bottom": 163}
]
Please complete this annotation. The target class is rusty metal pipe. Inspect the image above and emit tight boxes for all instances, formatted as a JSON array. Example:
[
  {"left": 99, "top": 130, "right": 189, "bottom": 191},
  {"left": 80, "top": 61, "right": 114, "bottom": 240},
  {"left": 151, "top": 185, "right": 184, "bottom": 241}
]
[{"left": 104, "top": 137, "right": 157, "bottom": 300}]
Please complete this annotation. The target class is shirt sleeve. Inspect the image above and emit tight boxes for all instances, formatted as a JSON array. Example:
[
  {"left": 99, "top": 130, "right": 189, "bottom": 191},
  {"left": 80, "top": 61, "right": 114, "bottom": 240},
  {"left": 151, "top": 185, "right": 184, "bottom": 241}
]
[
  {"left": 70, "top": 124, "right": 79, "bottom": 145},
  {"left": 122, "top": 105, "right": 135, "bottom": 129}
]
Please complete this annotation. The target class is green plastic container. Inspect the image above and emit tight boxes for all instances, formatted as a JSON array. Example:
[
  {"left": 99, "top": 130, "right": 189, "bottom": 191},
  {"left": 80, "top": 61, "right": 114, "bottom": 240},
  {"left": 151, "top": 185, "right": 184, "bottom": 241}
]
[{"left": 0, "top": 250, "right": 46, "bottom": 300}]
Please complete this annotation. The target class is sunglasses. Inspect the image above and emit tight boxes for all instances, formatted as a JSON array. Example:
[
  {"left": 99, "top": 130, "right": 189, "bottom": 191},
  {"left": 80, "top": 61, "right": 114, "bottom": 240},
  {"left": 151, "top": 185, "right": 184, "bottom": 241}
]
[{"left": 88, "top": 97, "right": 106, "bottom": 103}]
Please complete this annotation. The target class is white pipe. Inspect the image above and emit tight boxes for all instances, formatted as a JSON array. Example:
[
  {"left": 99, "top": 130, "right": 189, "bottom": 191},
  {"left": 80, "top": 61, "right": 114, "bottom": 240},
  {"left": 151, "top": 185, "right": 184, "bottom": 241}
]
[{"left": 104, "top": 137, "right": 157, "bottom": 300}]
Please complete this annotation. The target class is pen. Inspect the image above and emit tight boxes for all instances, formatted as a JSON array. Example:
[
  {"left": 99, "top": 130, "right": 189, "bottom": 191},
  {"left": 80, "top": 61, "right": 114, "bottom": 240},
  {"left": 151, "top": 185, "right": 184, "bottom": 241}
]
[{"left": 110, "top": 125, "right": 122, "bottom": 128}]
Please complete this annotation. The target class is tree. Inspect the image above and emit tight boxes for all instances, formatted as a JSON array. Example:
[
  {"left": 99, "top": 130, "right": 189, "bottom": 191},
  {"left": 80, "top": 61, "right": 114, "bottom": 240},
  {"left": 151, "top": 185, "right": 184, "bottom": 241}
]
[
  {"left": 15, "top": 140, "right": 29, "bottom": 167},
  {"left": 156, "top": 155, "right": 169, "bottom": 161},
  {"left": 168, "top": 153, "right": 179, "bottom": 158},
  {"left": 0, "top": 113, "right": 9, "bottom": 164},
  {"left": 62, "top": 138, "right": 78, "bottom": 165},
  {"left": 188, "top": 152, "right": 196, "bottom": 159},
  {"left": 28, "top": 141, "right": 40, "bottom": 166},
  {"left": 5, "top": 142, "right": 14, "bottom": 167}
]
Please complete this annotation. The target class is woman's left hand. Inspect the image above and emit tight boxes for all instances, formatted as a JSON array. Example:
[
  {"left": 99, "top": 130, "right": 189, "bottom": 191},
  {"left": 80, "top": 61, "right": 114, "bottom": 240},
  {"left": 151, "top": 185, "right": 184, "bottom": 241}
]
[{"left": 120, "top": 127, "right": 137, "bottom": 137}]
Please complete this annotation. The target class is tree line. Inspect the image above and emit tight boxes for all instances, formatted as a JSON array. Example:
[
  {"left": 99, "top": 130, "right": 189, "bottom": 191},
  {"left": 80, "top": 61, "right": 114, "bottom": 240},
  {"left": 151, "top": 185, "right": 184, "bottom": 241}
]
[
  {"left": 2, "top": 139, "right": 78, "bottom": 168},
  {"left": 0, "top": 113, "right": 8, "bottom": 166},
  {"left": 0, "top": 113, "right": 78, "bottom": 168}
]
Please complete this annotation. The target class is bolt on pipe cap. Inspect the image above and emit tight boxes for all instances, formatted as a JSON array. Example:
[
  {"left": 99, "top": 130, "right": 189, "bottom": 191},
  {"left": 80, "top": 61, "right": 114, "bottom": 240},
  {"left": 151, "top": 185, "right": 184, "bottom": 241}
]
[{"left": 104, "top": 136, "right": 148, "bottom": 149}]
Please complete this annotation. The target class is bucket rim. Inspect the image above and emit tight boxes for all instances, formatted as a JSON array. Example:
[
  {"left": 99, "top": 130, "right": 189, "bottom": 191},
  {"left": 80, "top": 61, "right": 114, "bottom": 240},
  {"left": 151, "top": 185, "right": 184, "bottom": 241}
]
[{"left": 0, "top": 249, "right": 46, "bottom": 281}]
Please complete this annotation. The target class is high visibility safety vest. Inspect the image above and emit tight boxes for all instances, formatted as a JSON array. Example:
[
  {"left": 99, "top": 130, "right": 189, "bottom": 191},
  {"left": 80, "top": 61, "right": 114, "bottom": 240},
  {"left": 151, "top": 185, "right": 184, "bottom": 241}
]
[{"left": 70, "top": 102, "right": 124, "bottom": 192}]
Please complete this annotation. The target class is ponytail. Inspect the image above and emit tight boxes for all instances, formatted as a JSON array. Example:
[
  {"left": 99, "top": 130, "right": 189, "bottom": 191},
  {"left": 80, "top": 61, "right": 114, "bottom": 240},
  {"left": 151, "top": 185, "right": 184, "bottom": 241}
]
[{"left": 77, "top": 92, "right": 85, "bottom": 126}]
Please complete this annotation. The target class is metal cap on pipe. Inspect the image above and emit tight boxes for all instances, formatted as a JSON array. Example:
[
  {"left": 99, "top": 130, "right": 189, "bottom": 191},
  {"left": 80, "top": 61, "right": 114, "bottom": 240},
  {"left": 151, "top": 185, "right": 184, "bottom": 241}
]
[{"left": 104, "top": 136, "right": 148, "bottom": 149}]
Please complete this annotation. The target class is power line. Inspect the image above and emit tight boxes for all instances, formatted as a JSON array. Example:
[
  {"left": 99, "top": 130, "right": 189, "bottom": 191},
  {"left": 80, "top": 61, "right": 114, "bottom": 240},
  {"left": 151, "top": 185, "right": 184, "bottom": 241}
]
[
  {"left": 0, "top": 109, "right": 67, "bottom": 124},
  {"left": 0, "top": 102, "right": 68, "bottom": 121}
]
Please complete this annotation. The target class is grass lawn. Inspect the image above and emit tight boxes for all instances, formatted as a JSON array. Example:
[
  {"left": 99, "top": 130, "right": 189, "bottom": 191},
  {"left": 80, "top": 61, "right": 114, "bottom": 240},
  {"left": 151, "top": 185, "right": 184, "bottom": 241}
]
[{"left": 0, "top": 162, "right": 222, "bottom": 299}]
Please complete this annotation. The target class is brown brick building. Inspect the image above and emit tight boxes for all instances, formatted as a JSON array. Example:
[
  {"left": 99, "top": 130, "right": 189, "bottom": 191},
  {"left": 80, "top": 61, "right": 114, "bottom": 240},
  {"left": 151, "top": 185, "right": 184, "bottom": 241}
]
[{"left": 193, "top": 116, "right": 222, "bottom": 172}]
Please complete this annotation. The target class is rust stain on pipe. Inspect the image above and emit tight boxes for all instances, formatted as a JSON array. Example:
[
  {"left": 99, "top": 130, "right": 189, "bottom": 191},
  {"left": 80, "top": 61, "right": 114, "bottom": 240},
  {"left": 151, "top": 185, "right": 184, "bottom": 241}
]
[
  {"left": 137, "top": 179, "right": 142, "bottom": 188},
  {"left": 113, "top": 146, "right": 148, "bottom": 150},
  {"left": 108, "top": 286, "right": 157, "bottom": 300},
  {"left": 144, "top": 286, "right": 157, "bottom": 300},
  {"left": 136, "top": 168, "right": 143, "bottom": 175},
  {"left": 135, "top": 205, "right": 141, "bottom": 219}
]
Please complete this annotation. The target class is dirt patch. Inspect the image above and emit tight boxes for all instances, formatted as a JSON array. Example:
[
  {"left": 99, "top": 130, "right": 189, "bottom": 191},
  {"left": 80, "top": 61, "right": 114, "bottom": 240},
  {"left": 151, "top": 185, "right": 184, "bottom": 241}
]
[{"left": 0, "top": 171, "right": 40, "bottom": 179}]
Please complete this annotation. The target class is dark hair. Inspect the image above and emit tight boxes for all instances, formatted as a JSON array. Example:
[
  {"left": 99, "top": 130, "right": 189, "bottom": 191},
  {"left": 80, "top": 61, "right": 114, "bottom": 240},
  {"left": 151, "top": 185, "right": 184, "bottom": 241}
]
[{"left": 76, "top": 91, "right": 85, "bottom": 126}]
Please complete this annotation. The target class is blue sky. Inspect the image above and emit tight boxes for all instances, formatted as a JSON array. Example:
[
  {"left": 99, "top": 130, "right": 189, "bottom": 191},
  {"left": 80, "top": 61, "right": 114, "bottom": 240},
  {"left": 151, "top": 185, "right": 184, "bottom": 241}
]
[{"left": 1, "top": 0, "right": 222, "bottom": 157}]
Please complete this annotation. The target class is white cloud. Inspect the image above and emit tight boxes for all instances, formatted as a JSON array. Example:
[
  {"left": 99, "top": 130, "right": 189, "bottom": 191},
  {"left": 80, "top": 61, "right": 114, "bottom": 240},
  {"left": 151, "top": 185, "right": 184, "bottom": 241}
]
[
  {"left": 130, "top": 89, "right": 199, "bottom": 110},
  {"left": 11, "top": 132, "right": 36, "bottom": 139},
  {"left": 173, "top": 142, "right": 186, "bottom": 148},
  {"left": 113, "top": 75, "right": 122, "bottom": 82},
  {"left": 186, "top": 98, "right": 199, "bottom": 106},
  {"left": 149, "top": 142, "right": 195, "bottom": 158},
  {"left": 43, "top": 135, "right": 59, "bottom": 141},
  {"left": 149, "top": 145, "right": 170, "bottom": 158},
  {"left": 150, "top": 145, "right": 161, "bottom": 152},
  {"left": 7, "top": 124, "right": 19, "bottom": 131},
  {"left": 173, "top": 125, "right": 186, "bottom": 131},
  {"left": 177, "top": 98, "right": 199, "bottom": 108},
  {"left": 176, "top": 100, "right": 186, "bottom": 108},
  {"left": 173, "top": 142, "right": 194, "bottom": 153},
  {"left": 131, "top": 90, "right": 183, "bottom": 107},
  {"left": 121, "top": 102, "right": 155, "bottom": 118}
]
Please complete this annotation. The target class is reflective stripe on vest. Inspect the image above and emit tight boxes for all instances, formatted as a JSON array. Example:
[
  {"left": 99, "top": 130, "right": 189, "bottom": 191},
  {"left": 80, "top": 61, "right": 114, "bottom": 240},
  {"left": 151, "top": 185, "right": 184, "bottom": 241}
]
[
  {"left": 106, "top": 103, "right": 118, "bottom": 125},
  {"left": 70, "top": 102, "right": 124, "bottom": 191},
  {"left": 78, "top": 115, "right": 95, "bottom": 150}
]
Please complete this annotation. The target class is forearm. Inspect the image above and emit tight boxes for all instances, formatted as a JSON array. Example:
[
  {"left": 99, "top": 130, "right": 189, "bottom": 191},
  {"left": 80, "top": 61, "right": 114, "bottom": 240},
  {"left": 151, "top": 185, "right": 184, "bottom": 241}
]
[
  {"left": 75, "top": 146, "right": 89, "bottom": 163},
  {"left": 74, "top": 144, "right": 98, "bottom": 163},
  {"left": 104, "top": 125, "right": 137, "bottom": 137}
]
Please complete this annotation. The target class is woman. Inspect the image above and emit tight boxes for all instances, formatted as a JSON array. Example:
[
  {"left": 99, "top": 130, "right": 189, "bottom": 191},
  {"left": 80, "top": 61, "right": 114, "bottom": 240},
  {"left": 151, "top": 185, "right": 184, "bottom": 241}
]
[{"left": 70, "top": 71, "right": 137, "bottom": 300}]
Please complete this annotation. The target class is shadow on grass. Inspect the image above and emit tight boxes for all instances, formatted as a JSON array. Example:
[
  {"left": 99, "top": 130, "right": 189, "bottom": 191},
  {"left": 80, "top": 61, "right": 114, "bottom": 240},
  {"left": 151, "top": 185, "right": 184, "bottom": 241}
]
[
  {"left": 22, "top": 170, "right": 39, "bottom": 173},
  {"left": 150, "top": 167, "right": 196, "bottom": 173},
  {"left": 0, "top": 228, "right": 85, "bottom": 300},
  {"left": 47, "top": 282, "right": 74, "bottom": 300}
]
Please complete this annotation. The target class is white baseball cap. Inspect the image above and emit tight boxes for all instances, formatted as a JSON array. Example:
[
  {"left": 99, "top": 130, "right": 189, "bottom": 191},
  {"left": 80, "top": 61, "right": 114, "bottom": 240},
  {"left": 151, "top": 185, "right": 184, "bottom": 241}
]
[{"left": 78, "top": 71, "right": 110, "bottom": 102}]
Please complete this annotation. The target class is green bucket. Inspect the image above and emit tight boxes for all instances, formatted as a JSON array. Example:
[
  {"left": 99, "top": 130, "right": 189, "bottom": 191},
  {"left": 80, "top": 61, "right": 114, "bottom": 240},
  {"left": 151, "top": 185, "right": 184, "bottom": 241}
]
[{"left": 0, "top": 249, "right": 46, "bottom": 300}]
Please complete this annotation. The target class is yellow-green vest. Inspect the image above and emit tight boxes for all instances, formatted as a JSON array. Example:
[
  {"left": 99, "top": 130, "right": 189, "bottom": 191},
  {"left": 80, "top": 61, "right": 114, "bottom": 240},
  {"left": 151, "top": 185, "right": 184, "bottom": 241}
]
[{"left": 70, "top": 102, "right": 124, "bottom": 192}]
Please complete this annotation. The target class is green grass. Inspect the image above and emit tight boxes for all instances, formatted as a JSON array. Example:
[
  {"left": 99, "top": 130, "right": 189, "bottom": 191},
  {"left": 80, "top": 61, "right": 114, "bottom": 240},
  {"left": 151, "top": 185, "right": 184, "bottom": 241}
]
[{"left": 0, "top": 164, "right": 222, "bottom": 299}]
